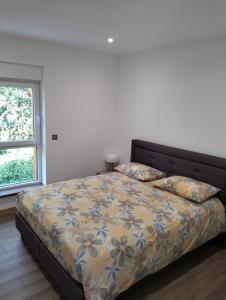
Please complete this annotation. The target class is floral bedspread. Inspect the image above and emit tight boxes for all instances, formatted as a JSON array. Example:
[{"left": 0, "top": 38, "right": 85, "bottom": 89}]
[{"left": 17, "top": 172, "right": 225, "bottom": 300}]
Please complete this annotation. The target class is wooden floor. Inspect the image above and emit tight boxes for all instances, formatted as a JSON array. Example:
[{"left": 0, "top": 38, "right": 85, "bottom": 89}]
[
  {"left": 0, "top": 215, "right": 226, "bottom": 300},
  {"left": 0, "top": 215, "right": 63, "bottom": 300},
  {"left": 0, "top": 196, "right": 16, "bottom": 218}
]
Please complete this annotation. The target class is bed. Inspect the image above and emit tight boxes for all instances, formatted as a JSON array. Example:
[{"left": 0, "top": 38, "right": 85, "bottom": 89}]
[{"left": 15, "top": 139, "right": 226, "bottom": 300}]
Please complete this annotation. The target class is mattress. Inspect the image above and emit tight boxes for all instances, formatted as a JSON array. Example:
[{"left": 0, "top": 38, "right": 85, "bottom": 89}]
[{"left": 17, "top": 172, "right": 225, "bottom": 300}]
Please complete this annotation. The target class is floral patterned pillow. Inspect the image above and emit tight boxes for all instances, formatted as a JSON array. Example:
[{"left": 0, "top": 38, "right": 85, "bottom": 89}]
[
  {"left": 152, "top": 175, "right": 220, "bottom": 202},
  {"left": 114, "top": 163, "right": 166, "bottom": 182}
]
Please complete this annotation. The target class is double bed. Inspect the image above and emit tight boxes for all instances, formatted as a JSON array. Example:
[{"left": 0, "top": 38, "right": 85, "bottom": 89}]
[{"left": 16, "top": 139, "right": 226, "bottom": 300}]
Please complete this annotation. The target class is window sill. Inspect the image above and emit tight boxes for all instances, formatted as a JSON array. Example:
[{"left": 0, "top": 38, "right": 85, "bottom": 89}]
[{"left": 0, "top": 183, "right": 43, "bottom": 197}]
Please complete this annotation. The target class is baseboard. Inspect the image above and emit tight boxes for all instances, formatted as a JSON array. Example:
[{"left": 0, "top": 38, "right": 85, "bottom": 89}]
[
  {"left": 0, "top": 206, "right": 16, "bottom": 217},
  {"left": 0, "top": 195, "right": 17, "bottom": 218}
]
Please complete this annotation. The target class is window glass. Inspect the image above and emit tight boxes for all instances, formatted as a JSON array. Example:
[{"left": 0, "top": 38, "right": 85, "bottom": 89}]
[
  {"left": 0, "top": 85, "right": 34, "bottom": 142},
  {"left": 0, "top": 147, "right": 37, "bottom": 187}
]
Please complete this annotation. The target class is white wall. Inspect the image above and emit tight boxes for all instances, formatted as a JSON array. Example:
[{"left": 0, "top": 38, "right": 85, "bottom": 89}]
[
  {"left": 0, "top": 34, "right": 117, "bottom": 184},
  {"left": 1, "top": 34, "right": 225, "bottom": 184},
  {"left": 116, "top": 37, "right": 226, "bottom": 162}
]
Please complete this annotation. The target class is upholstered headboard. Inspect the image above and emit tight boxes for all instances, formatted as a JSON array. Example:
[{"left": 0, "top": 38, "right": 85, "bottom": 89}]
[{"left": 131, "top": 139, "right": 226, "bottom": 207}]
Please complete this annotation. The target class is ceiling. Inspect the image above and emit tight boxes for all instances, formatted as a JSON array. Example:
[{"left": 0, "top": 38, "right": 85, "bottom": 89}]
[{"left": 0, "top": 0, "right": 226, "bottom": 54}]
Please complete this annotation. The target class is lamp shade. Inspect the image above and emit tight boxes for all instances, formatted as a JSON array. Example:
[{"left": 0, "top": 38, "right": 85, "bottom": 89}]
[{"left": 106, "top": 153, "right": 119, "bottom": 163}]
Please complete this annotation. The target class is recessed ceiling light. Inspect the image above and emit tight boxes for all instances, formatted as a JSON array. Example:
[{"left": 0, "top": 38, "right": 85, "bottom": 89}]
[{"left": 108, "top": 37, "right": 114, "bottom": 44}]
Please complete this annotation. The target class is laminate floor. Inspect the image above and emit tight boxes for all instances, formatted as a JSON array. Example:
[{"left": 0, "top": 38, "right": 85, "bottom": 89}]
[{"left": 0, "top": 215, "right": 226, "bottom": 300}]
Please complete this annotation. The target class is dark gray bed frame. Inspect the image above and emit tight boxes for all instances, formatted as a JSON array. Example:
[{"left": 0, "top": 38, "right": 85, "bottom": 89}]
[{"left": 15, "top": 139, "right": 226, "bottom": 299}]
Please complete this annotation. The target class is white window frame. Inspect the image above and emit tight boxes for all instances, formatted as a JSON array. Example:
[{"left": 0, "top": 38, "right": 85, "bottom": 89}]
[{"left": 0, "top": 80, "right": 42, "bottom": 191}]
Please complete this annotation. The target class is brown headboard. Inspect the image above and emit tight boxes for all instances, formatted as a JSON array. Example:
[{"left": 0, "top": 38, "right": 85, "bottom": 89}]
[{"left": 131, "top": 139, "right": 226, "bottom": 207}]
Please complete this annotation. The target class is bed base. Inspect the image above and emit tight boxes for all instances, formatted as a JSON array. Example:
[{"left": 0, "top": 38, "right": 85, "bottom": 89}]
[
  {"left": 15, "top": 211, "right": 226, "bottom": 300},
  {"left": 216, "top": 232, "right": 226, "bottom": 248},
  {"left": 15, "top": 212, "right": 84, "bottom": 300}
]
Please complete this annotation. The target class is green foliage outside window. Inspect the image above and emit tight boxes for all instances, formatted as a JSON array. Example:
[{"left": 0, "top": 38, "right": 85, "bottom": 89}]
[
  {"left": 0, "top": 86, "right": 33, "bottom": 141},
  {"left": 0, "top": 159, "right": 33, "bottom": 186},
  {"left": 0, "top": 86, "right": 34, "bottom": 186}
]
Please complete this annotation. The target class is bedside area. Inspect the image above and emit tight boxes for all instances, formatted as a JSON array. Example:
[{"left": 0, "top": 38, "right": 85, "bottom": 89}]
[
  {"left": 0, "top": 195, "right": 17, "bottom": 218},
  {"left": 96, "top": 170, "right": 114, "bottom": 175}
]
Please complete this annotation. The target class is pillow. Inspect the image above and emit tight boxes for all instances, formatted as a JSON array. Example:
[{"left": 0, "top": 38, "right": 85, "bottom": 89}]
[
  {"left": 114, "top": 162, "right": 166, "bottom": 182},
  {"left": 152, "top": 175, "right": 220, "bottom": 202}
]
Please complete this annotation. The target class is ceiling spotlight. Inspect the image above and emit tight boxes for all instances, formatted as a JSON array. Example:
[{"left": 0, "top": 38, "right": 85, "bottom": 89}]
[{"left": 108, "top": 37, "right": 114, "bottom": 44}]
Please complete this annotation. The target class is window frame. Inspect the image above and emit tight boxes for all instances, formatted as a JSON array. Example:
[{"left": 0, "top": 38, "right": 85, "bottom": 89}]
[{"left": 0, "top": 80, "right": 42, "bottom": 191}]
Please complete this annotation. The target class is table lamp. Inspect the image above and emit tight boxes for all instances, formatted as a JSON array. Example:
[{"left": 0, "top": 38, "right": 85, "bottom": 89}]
[{"left": 106, "top": 153, "right": 119, "bottom": 171}]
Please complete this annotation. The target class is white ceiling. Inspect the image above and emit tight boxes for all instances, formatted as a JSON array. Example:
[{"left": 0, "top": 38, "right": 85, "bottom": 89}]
[{"left": 0, "top": 0, "right": 226, "bottom": 54}]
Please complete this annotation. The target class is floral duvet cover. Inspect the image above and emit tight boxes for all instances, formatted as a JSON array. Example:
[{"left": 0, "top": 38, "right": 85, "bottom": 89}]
[{"left": 17, "top": 172, "right": 225, "bottom": 300}]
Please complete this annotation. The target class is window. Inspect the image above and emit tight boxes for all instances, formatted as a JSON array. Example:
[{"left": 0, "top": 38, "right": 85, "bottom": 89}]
[{"left": 0, "top": 80, "right": 41, "bottom": 190}]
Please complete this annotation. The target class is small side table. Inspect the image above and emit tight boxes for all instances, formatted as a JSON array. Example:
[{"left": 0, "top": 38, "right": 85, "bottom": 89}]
[{"left": 96, "top": 170, "right": 114, "bottom": 175}]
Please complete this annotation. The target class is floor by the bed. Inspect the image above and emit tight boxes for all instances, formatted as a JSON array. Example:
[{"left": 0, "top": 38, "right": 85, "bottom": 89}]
[
  {"left": 0, "top": 215, "right": 226, "bottom": 300},
  {"left": 0, "top": 215, "right": 62, "bottom": 300}
]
